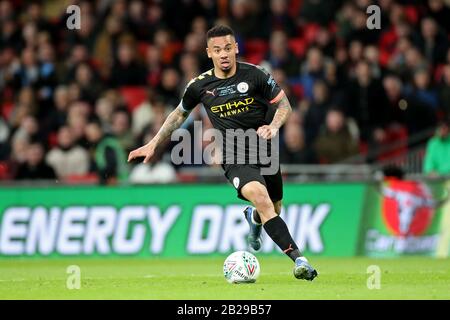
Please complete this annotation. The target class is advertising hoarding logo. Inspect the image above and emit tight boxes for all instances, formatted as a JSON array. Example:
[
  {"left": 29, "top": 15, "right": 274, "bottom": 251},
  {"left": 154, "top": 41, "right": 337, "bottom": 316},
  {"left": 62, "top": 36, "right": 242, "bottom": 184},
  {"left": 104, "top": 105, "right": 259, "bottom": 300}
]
[{"left": 382, "top": 180, "right": 435, "bottom": 236}]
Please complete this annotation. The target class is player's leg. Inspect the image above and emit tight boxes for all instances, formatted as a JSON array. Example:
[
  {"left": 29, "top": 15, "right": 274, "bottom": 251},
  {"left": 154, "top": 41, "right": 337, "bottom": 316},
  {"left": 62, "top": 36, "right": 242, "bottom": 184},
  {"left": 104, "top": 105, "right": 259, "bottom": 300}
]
[
  {"left": 246, "top": 168, "right": 283, "bottom": 228},
  {"left": 273, "top": 200, "right": 282, "bottom": 215},
  {"left": 240, "top": 181, "right": 317, "bottom": 280}
]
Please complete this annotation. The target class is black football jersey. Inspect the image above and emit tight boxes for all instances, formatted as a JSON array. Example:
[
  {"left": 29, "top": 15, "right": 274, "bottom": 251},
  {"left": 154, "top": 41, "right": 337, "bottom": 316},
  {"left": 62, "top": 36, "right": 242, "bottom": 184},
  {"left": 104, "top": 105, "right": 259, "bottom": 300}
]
[{"left": 180, "top": 62, "right": 283, "bottom": 164}]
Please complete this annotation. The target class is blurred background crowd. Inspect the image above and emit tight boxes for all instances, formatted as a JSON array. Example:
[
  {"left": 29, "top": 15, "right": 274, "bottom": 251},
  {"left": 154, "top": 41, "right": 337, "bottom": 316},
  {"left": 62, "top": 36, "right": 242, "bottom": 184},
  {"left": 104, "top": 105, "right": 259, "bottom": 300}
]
[{"left": 0, "top": 0, "right": 450, "bottom": 184}]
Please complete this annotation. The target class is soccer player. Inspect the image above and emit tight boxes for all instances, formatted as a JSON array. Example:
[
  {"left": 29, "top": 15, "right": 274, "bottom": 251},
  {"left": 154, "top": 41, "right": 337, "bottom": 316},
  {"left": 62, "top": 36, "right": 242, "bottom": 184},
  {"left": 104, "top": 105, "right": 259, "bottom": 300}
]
[{"left": 128, "top": 25, "right": 318, "bottom": 281}]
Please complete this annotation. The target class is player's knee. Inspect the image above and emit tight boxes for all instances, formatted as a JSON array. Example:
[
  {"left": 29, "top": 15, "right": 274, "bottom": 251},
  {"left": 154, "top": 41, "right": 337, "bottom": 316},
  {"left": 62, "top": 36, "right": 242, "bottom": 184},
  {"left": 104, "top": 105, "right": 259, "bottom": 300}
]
[{"left": 253, "top": 193, "right": 272, "bottom": 212}]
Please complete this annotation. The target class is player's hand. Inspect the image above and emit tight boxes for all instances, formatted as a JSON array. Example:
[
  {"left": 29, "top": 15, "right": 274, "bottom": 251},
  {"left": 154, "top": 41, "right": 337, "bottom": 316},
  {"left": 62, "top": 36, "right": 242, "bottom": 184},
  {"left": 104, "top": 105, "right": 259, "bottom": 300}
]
[
  {"left": 257, "top": 125, "right": 278, "bottom": 140},
  {"left": 128, "top": 142, "right": 156, "bottom": 164}
]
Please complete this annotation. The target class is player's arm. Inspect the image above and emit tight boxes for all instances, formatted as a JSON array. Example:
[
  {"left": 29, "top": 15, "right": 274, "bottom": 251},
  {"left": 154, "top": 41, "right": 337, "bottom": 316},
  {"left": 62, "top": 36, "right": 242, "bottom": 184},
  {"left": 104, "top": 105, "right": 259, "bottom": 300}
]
[
  {"left": 257, "top": 91, "right": 292, "bottom": 139},
  {"left": 128, "top": 104, "right": 191, "bottom": 163}
]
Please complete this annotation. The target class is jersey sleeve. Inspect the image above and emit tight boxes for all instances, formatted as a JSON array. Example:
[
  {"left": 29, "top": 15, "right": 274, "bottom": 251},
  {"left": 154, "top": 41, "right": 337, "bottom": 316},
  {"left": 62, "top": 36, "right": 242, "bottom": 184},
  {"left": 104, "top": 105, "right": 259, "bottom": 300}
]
[
  {"left": 254, "top": 66, "right": 284, "bottom": 104},
  {"left": 180, "top": 80, "right": 200, "bottom": 112}
]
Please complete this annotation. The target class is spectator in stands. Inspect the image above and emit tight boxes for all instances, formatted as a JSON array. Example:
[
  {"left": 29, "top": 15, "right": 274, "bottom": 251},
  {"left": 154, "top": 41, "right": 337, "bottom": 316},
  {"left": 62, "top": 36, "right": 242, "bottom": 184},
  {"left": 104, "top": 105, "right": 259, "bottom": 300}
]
[
  {"left": 415, "top": 16, "right": 448, "bottom": 66},
  {"left": 346, "top": 60, "right": 390, "bottom": 143},
  {"left": 426, "top": 0, "right": 450, "bottom": 33},
  {"left": 314, "top": 108, "right": 359, "bottom": 163},
  {"left": 229, "top": 0, "right": 263, "bottom": 39},
  {"left": 438, "top": 64, "right": 450, "bottom": 117},
  {"left": 423, "top": 118, "right": 450, "bottom": 176},
  {"left": 46, "top": 126, "right": 89, "bottom": 180},
  {"left": 300, "top": 0, "right": 337, "bottom": 26},
  {"left": 110, "top": 38, "right": 147, "bottom": 87},
  {"left": 8, "top": 86, "right": 37, "bottom": 130},
  {"left": 383, "top": 74, "right": 407, "bottom": 125},
  {"left": 280, "top": 121, "right": 315, "bottom": 164},
  {"left": 74, "top": 63, "right": 102, "bottom": 105},
  {"left": 15, "top": 141, "right": 56, "bottom": 180},
  {"left": 47, "top": 85, "right": 69, "bottom": 132},
  {"left": 156, "top": 68, "right": 181, "bottom": 107},
  {"left": 264, "top": 30, "right": 299, "bottom": 77},
  {"left": 300, "top": 47, "right": 326, "bottom": 100},
  {"left": 178, "top": 52, "right": 200, "bottom": 89},
  {"left": 85, "top": 120, "right": 128, "bottom": 185},
  {"left": 67, "top": 101, "right": 90, "bottom": 144},
  {"left": 145, "top": 45, "right": 163, "bottom": 87},
  {"left": 11, "top": 115, "right": 43, "bottom": 146},
  {"left": 127, "top": 0, "right": 148, "bottom": 41},
  {"left": 94, "top": 15, "right": 130, "bottom": 80},
  {"left": 406, "top": 68, "right": 439, "bottom": 111},
  {"left": 269, "top": 0, "right": 297, "bottom": 37},
  {"left": 131, "top": 88, "right": 156, "bottom": 137},
  {"left": 303, "top": 80, "right": 331, "bottom": 145},
  {"left": 111, "top": 109, "right": 135, "bottom": 153},
  {"left": 0, "top": 117, "right": 9, "bottom": 160}
]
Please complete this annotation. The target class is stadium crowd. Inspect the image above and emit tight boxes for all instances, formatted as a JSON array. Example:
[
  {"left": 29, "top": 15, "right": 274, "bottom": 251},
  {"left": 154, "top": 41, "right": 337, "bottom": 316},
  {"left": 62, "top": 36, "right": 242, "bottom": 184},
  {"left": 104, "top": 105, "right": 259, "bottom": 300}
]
[{"left": 0, "top": 0, "right": 450, "bottom": 184}]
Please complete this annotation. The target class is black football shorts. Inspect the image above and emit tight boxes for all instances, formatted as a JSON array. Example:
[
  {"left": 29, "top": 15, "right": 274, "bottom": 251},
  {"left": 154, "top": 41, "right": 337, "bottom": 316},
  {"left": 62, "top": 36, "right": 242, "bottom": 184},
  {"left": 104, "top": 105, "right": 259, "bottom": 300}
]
[{"left": 222, "top": 164, "right": 283, "bottom": 202}]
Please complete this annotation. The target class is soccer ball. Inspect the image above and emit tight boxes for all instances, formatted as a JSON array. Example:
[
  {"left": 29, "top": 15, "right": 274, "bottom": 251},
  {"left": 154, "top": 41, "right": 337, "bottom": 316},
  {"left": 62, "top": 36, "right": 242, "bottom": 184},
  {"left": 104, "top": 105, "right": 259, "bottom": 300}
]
[{"left": 223, "top": 251, "right": 260, "bottom": 284}]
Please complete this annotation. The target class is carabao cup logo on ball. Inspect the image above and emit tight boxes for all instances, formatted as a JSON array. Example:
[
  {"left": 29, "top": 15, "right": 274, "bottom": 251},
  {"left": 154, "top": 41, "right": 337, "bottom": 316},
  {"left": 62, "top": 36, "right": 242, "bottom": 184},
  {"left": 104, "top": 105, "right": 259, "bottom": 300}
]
[
  {"left": 223, "top": 251, "right": 260, "bottom": 284},
  {"left": 382, "top": 180, "right": 435, "bottom": 236}
]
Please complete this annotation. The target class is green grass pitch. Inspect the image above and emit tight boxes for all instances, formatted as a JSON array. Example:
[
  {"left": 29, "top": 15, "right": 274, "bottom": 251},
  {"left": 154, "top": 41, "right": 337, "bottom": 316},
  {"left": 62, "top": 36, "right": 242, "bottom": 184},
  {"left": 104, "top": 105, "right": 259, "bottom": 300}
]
[{"left": 0, "top": 257, "right": 449, "bottom": 299}]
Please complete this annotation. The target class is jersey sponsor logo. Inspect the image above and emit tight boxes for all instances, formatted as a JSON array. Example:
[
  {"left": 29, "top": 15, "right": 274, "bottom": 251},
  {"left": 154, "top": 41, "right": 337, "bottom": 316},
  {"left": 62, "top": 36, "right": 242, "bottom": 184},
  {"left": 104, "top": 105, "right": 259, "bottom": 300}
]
[
  {"left": 237, "top": 82, "right": 249, "bottom": 93},
  {"left": 210, "top": 97, "right": 254, "bottom": 118},
  {"left": 211, "top": 97, "right": 254, "bottom": 112}
]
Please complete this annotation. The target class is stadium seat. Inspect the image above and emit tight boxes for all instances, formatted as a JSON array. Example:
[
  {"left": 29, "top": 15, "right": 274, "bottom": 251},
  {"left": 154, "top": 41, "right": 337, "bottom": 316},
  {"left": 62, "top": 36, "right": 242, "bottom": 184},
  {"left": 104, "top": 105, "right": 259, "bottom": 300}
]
[
  {"left": 244, "top": 39, "right": 269, "bottom": 57},
  {"left": 288, "top": 38, "right": 307, "bottom": 58},
  {"left": 64, "top": 173, "right": 99, "bottom": 185},
  {"left": 244, "top": 53, "right": 265, "bottom": 65},
  {"left": 176, "top": 172, "right": 198, "bottom": 183},
  {"left": 403, "top": 5, "right": 419, "bottom": 25},
  {"left": 0, "top": 162, "right": 9, "bottom": 180},
  {"left": 377, "top": 126, "right": 408, "bottom": 161},
  {"left": 1, "top": 102, "right": 13, "bottom": 120},
  {"left": 434, "top": 64, "right": 445, "bottom": 83},
  {"left": 290, "top": 83, "right": 304, "bottom": 99},
  {"left": 119, "top": 86, "right": 148, "bottom": 112},
  {"left": 303, "top": 23, "right": 320, "bottom": 45},
  {"left": 138, "top": 41, "right": 151, "bottom": 59}
]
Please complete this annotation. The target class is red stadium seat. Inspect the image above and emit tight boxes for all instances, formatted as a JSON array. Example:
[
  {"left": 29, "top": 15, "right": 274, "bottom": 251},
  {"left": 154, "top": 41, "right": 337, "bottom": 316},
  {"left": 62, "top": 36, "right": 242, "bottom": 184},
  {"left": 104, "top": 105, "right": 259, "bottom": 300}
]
[
  {"left": 138, "top": 42, "right": 151, "bottom": 59},
  {"left": 377, "top": 126, "right": 408, "bottom": 161},
  {"left": 0, "top": 162, "right": 10, "bottom": 180},
  {"left": 403, "top": 5, "right": 419, "bottom": 25},
  {"left": 291, "top": 83, "right": 304, "bottom": 99},
  {"left": 1, "top": 102, "right": 13, "bottom": 120},
  {"left": 244, "top": 53, "right": 265, "bottom": 65},
  {"left": 119, "top": 86, "right": 148, "bottom": 112},
  {"left": 303, "top": 23, "right": 320, "bottom": 45},
  {"left": 434, "top": 64, "right": 445, "bottom": 83},
  {"left": 64, "top": 173, "right": 99, "bottom": 185},
  {"left": 244, "top": 39, "right": 269, "bottom": 56},
  {"left": 288, "top": 38, "right": 307, "bottom": 58}
]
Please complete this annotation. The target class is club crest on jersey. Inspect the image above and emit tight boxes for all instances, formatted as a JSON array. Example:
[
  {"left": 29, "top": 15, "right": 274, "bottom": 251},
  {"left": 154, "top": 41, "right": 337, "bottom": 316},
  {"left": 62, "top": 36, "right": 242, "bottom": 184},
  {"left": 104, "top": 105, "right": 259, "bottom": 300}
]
[{"left": 237, "top": 82, "right": 249, "bottom": 93}]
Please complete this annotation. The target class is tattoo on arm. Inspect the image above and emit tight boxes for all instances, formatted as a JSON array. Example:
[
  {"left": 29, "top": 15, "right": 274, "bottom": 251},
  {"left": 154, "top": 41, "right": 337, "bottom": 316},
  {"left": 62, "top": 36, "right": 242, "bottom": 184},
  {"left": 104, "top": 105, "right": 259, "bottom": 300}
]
[
  {"left": 152, "top": 105, "right": 190, "bottom": 145},
  {"left": 270, "top": 94, "right": 292, "bottom": 130}
]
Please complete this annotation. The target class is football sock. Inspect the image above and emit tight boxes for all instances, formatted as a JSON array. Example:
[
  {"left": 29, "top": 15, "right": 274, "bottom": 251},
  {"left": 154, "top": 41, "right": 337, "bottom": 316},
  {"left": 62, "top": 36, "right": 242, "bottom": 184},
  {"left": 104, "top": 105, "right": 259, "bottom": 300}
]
[{"left": 263, "top": 215, "right": 301, "bottom": 262}]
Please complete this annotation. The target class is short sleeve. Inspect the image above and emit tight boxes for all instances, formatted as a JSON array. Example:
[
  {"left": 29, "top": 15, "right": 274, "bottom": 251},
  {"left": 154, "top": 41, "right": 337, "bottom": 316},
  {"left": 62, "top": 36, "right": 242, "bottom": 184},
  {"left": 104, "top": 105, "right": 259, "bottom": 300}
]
[
  {"left": 180, "top": 80, "right": 200, "bottom": 112},
  {"left": 254, "top": 66, "right": 283, "bottom": 104}
]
